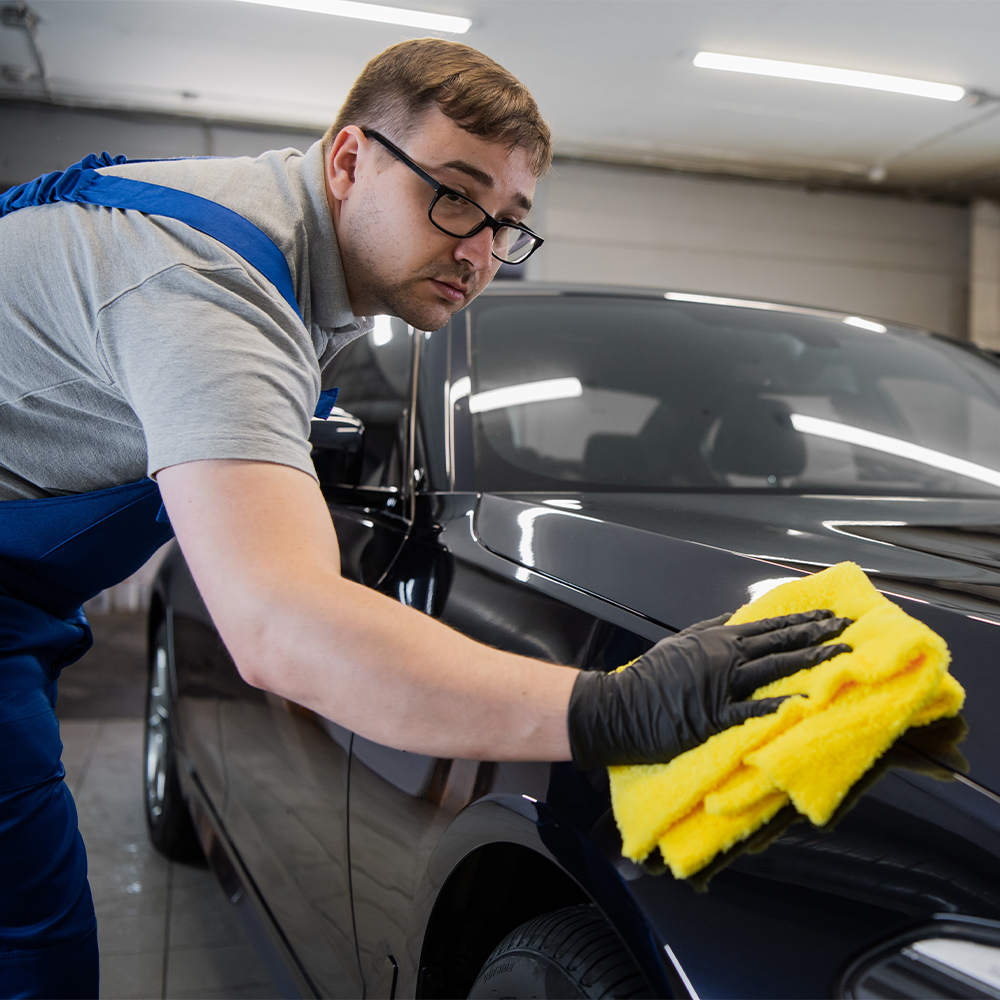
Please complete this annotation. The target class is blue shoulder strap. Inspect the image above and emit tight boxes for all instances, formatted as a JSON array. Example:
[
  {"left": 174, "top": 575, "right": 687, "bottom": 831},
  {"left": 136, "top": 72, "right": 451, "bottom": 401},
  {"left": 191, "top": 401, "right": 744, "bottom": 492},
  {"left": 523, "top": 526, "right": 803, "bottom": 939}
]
[
  {"left": 314, "top": 387, "right": 340, "bottom": 419},
  {"left": 0, "top": 152, "right": 301, "bottom": 321}
]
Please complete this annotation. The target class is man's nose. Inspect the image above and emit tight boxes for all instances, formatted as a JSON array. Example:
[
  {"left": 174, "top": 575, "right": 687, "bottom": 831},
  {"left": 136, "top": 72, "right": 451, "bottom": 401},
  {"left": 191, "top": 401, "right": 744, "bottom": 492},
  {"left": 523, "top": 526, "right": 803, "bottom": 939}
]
[{"left": 454, "top": 227, "right": 495, "bottom": 271}]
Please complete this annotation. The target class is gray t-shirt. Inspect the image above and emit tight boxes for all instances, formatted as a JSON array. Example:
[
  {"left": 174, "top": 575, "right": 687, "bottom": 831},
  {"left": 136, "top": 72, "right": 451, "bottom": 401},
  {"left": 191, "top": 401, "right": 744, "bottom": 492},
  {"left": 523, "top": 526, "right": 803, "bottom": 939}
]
[{"left": 0, "top": 141, "right": 371, "bottom": 500}]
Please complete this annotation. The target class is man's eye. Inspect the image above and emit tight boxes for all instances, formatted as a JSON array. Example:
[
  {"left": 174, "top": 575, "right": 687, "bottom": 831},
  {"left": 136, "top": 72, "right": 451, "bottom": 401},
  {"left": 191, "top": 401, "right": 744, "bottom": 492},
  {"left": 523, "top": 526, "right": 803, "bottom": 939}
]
[{"left": 442, "top": 192, "right": 469, "bottom": 205}]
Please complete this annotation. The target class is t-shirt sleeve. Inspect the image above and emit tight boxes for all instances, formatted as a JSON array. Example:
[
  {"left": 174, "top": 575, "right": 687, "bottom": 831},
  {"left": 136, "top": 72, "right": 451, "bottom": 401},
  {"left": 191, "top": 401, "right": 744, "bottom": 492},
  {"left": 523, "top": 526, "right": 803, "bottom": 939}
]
[{"left": 95, "top": 260, "right": 320, "bottom": 479}]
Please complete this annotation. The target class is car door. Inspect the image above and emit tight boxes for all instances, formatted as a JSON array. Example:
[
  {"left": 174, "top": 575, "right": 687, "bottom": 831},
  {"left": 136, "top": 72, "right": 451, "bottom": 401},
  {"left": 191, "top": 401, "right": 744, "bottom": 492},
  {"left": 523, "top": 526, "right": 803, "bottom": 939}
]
[
  {"left": 217, "top": 321, "right": 415, "bottom": 996},
  {"left": 345, "top": 315, "right": 656, "bottom": 997}
]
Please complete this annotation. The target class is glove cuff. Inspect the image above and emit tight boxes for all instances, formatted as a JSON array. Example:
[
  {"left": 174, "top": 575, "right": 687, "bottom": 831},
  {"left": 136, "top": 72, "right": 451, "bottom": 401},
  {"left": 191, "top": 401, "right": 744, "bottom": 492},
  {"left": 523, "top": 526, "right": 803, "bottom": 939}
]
[{"left": 567, "top": 669, "right": 611, "bottom": 771}]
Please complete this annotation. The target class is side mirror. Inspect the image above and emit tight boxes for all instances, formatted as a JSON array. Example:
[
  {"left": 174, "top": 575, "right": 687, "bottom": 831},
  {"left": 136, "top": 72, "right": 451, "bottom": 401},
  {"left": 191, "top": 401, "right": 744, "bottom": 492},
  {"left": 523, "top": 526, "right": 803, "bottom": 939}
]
[{"left": 310, "top": 407, "right": 364, "bottom": 487}]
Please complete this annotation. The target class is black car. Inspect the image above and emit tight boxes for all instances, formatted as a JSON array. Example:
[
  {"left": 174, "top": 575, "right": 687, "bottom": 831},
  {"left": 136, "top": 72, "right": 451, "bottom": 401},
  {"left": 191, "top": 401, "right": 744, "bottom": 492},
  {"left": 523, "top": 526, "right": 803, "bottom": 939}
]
[{"left": 147, "top": 283, "right": 1000, "bottom": 999}]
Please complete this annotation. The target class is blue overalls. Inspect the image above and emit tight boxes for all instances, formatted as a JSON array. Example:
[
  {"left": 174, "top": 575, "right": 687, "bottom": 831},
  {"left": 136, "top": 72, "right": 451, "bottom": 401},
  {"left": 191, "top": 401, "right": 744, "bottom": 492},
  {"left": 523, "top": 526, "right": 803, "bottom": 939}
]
[{"left": 0, "top": 154, "right": 337, "bottom": 997}]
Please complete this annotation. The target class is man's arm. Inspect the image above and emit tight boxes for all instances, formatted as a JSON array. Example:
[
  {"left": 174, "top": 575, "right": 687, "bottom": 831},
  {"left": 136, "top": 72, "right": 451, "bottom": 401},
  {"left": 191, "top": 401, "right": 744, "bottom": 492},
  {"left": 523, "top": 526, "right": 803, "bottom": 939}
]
[
  {"left": 157, "top": 459, "right": 578, "bottom": 761},
  {"left": 158, "top": 459, "right": 852, "bottom": 767}
]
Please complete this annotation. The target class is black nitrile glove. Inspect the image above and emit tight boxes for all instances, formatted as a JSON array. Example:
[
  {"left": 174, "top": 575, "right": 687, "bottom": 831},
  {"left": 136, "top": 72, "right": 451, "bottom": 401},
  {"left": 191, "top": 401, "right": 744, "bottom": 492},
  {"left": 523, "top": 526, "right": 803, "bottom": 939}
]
[{"left": 568, "top": 610, "right": 852, "bottom": 770}]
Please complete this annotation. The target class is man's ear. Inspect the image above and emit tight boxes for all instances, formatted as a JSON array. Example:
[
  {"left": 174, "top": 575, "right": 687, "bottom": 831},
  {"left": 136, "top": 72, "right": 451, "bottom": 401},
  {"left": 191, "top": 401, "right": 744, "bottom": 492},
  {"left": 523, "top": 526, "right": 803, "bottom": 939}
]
[{"left": 326, "top": 126, "right": 366, "bottom": 203}]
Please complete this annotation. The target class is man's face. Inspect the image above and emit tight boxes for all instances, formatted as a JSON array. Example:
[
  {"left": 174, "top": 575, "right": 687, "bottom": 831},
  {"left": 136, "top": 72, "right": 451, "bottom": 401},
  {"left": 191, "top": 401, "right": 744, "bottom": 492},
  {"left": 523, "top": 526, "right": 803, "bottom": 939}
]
[{"left": 328, "top": 107, "right": 538, "bottom": 332}]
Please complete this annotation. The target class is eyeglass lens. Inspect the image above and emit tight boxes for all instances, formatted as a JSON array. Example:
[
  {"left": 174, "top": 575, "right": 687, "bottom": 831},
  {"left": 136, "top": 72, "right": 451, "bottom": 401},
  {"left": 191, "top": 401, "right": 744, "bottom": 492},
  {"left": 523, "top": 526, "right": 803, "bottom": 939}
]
[{"left": 430, "top": 194, "right": 537, "bottom": 264}]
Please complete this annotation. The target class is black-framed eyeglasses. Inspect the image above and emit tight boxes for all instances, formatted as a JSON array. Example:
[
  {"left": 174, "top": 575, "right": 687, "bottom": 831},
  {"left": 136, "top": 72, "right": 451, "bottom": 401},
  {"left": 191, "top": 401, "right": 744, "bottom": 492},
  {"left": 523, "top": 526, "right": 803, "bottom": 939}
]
[{"left": 363, "top": 129, "right": 543, "bottom": 265}]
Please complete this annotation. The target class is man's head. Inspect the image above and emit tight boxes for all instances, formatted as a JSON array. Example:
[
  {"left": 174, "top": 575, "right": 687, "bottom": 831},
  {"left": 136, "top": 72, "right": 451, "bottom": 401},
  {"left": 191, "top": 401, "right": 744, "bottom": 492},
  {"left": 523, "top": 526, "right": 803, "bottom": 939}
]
[{"left": 324, "top": 39, "right": 551, "bottom": 331}]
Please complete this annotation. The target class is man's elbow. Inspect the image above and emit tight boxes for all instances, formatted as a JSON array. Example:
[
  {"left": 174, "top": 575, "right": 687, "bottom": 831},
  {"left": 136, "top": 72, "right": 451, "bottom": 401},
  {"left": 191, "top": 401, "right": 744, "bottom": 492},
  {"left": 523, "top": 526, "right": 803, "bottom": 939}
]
[
  {"left": 233, "top": 655, "right": 274, "bottom": 693},
  {"left": 222, "top": 617, "right": 296, "bottom": 695}
]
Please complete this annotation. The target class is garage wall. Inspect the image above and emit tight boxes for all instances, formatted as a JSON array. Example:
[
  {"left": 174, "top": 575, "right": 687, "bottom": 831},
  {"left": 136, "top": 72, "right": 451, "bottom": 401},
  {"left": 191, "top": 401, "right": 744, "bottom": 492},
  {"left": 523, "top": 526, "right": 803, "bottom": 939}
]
[
  {"left": 1, "top": 102, "right": 972, "bottom": 340},
  {"left": 970, "top": 199, "right": 1000, "bottom": 351},
  {"left": 0, "top": 101, "right": 323, "bottom": 188},
  {"left": 526, "top": 160, "right": 971, "bottom": 340}
]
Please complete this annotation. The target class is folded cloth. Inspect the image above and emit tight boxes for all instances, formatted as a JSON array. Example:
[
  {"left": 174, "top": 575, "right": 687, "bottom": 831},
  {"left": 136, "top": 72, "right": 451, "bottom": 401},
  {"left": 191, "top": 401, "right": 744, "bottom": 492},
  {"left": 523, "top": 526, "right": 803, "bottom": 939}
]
[{"left": 608, "top": 562, "right": 965, "bottom": 879}]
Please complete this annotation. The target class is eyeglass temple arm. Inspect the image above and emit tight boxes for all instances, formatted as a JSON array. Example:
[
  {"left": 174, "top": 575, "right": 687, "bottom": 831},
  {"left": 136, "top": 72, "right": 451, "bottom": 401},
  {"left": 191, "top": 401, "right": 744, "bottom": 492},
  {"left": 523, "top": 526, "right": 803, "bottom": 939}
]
[
  {"left": 363, "top": 127, "right": 542, "bottom": 245},
  {"left": 362, "top": 129, "right": 443, "bottom": 192}
]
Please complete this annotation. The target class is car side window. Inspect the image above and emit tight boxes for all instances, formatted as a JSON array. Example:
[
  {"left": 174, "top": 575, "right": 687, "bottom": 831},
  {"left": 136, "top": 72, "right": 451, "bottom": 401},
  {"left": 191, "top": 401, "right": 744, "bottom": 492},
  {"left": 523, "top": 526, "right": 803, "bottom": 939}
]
[{"left": 322, "top": 318, "right": 413, "bottom": 489}]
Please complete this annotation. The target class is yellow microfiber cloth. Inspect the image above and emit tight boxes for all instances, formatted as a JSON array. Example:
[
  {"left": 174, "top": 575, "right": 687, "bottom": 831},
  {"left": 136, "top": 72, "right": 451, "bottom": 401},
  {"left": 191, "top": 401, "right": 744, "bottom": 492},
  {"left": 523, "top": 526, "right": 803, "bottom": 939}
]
[{"left": 608, "top": 561, "right": 965, "bottom": 879}]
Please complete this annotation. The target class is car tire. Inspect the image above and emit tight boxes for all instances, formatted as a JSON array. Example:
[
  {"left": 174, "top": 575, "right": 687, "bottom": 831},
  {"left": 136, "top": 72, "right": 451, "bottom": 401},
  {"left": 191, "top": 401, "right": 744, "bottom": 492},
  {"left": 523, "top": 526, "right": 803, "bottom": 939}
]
[
  {"left": 467, "top": 904, "right": 651, "bottom": 999},
  {"left": 144, "top": 620, "right": 203, "bottom": 863}
]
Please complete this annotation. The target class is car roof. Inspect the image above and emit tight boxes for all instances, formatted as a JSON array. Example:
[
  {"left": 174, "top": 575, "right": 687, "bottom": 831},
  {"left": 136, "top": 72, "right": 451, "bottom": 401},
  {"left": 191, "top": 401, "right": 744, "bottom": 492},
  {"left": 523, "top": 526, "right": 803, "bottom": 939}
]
[{"left": 478, "top": 280, "right": 932, "bottom": 337}]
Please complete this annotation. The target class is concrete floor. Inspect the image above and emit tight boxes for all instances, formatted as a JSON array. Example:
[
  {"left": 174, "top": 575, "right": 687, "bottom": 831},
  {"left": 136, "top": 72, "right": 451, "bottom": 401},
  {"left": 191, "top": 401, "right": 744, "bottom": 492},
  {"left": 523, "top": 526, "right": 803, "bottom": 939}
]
[{"left": 58, "top": 612, "right": 281, "bottom": 999}]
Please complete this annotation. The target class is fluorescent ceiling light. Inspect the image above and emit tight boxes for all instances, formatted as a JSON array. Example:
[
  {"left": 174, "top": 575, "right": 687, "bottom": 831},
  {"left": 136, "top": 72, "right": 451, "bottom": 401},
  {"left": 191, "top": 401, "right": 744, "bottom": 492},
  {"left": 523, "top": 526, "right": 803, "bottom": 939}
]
[
  {"left": 470, "top": 377, "right": 583, "bottom": 413},
  {"left": 790, "top": 413, "right": 1000, "bottom": 488},
  {"left": 843, "top": 316, "right": 887, "bottom": 334},
  {"left": 694, "top": 52, "right": 964, "bottom": 102},
  {"left": 234, "top": 0, "right": 471, "bottom": 33}
]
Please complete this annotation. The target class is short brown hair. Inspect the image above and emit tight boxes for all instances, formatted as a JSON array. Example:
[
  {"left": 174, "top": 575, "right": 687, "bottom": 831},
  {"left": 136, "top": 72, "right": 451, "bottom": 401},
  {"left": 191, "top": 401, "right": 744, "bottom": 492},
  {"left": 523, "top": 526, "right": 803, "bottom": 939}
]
[{"left": 325, "top": 39, "right": 552, "bottom": 176}]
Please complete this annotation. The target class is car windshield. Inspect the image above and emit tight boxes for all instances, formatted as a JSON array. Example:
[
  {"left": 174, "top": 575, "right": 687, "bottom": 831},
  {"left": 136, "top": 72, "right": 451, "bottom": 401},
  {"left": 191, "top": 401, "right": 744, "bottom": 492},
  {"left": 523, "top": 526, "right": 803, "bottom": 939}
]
[{"left": 467, "top": 294, "right": 1000, "bottom": 495}]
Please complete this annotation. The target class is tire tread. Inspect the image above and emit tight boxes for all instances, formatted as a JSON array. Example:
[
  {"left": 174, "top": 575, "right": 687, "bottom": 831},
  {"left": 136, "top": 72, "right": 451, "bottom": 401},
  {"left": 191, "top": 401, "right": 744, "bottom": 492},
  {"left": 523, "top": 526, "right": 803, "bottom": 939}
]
[{"left": 473, "top": 903, "right": 651, "bottom": 999}]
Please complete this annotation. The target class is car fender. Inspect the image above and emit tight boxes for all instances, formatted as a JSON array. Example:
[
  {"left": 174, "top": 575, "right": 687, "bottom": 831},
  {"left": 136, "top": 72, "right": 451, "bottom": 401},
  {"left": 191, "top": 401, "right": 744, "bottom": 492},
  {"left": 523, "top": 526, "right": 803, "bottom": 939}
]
[{"left": 403, "top": 791, "right": 675, "bottom": 998}]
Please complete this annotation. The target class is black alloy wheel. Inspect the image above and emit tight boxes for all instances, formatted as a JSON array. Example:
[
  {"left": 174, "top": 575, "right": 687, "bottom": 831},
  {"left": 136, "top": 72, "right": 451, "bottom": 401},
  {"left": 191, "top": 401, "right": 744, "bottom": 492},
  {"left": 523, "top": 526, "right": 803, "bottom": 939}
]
[
  {"left": 467, "top": 904, "right": 651, "bottom": 999},
  {"left": 144, "top": 620, "right": 204, "bottom": 863}
]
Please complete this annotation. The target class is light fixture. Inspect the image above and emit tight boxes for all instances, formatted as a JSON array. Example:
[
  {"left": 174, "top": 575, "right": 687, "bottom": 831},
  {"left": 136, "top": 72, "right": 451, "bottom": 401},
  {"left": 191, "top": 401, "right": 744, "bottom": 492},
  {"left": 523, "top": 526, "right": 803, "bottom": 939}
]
[
  {"left": 469, "top": 377, "right": 583, "bottom": 414},
  {"left": 693, "top": 51, "right": 964, "bottom": 102},
  {"left": 234, "top": 0, "right": 471, "bottom": 33},
  {"left": 790, "top": 413, "right": 1000, "bottom": 489}
]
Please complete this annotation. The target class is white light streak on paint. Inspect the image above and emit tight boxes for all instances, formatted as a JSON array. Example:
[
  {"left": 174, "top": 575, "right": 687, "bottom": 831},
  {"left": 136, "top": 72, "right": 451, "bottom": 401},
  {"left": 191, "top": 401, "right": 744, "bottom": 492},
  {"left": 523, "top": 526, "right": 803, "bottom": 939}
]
[
  {"left": 843, "top": 316, "right": 887, "bottom": 333},
  {"left": 747, "top": 577, "right": 800, "bottom": 602},
  {"left": 516, "top": 507, "right": 557, "bottom": 568}
]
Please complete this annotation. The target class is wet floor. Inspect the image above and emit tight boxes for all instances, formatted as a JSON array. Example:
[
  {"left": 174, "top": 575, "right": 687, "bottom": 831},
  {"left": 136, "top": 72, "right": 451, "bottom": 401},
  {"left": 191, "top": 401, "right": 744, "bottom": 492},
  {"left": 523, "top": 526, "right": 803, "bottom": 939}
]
[{"left": 58, "top": 612, "right": 280, "bottom": 999}]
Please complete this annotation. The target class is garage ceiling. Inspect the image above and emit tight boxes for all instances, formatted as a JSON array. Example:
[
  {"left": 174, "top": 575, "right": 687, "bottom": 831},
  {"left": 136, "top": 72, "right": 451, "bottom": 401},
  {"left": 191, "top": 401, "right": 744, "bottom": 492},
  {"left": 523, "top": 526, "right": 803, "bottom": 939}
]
[{"left": 2, "top": 0, "right": 1000, "bottom": 197}]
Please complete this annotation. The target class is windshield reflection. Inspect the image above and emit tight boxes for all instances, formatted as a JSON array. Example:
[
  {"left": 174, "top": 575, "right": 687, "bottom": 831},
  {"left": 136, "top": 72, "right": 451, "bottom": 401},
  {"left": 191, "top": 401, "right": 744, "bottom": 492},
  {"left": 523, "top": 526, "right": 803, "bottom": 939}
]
[{"left": 467, "top": 295, "right": 1000, "bottom": 496}]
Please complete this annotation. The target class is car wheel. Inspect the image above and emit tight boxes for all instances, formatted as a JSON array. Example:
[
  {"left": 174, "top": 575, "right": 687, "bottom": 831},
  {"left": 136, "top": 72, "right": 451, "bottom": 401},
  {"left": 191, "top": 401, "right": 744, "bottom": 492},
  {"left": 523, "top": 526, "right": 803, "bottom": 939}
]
[
  {"left": 144, "top": 620, "right": 203, "bottom": 863},
  {"left": 467, "top": 904, "right": 651, "bottom": 999}
]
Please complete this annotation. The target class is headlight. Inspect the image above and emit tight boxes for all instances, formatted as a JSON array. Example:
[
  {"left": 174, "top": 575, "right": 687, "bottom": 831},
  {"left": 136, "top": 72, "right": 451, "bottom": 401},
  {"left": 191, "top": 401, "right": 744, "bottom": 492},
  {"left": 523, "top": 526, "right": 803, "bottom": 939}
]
[{"left": 838, "top": 917, "right": 1000, "bottom": 999}]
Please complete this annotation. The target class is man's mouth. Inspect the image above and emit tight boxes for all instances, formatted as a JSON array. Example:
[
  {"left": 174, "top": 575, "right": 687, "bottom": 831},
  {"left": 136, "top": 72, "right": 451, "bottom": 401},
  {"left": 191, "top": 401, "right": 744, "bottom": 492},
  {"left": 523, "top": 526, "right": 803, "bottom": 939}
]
[{"left": 429, "top": 277, "right": 471, "bottom": 303}]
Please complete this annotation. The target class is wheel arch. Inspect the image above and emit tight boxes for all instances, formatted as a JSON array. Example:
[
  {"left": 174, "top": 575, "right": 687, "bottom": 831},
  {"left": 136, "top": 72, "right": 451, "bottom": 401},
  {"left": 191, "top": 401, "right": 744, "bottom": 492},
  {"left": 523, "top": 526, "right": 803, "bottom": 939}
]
[
  {"left": 417, "top": 839, "right": 588, "bottom": 998},
  {"left": 411, "top": 795, "right": 670, "bottom": 999}
]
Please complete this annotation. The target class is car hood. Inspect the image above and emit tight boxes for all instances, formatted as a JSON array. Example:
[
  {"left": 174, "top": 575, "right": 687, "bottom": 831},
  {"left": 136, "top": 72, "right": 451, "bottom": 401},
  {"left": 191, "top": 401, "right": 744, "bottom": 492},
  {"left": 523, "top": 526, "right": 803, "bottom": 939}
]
[{"left": 475, "top": 490, "right": 1000, "bottom": 793}]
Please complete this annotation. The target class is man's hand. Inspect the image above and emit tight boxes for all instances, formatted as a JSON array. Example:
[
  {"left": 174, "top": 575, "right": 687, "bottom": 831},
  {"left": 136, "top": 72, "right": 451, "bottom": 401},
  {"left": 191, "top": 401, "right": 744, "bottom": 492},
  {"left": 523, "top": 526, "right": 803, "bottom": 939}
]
[
  {"left": 156, "top": 459, "right": 577, "bottom": 761},
  {"left": 567, "top": 612, "right": 852, "bottom": 769}
]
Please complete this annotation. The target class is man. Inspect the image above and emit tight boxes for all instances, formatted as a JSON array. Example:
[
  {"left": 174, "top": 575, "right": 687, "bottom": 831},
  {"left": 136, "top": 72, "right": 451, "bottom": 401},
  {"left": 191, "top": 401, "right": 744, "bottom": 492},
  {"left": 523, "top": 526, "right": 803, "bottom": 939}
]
[{"left": 0, "top": 38, "right": 849, "bottom": 996}]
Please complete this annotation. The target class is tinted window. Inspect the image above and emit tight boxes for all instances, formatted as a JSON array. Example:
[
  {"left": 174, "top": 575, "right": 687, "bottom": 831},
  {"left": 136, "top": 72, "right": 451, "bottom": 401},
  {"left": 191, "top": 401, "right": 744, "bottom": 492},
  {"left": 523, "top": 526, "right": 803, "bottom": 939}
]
[
  {"left": 467, "top": 296, "right": 1000, "bottom": 496},
  {"left": 324, "top": 318, "right": 412, "bottom": 488}
]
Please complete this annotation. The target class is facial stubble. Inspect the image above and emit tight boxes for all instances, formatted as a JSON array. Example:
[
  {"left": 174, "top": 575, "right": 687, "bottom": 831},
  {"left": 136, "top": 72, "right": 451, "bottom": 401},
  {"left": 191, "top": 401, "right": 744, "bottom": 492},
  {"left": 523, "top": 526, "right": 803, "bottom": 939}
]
[{"left": 341, "top": 185, "right": 482, "bottom": 333}]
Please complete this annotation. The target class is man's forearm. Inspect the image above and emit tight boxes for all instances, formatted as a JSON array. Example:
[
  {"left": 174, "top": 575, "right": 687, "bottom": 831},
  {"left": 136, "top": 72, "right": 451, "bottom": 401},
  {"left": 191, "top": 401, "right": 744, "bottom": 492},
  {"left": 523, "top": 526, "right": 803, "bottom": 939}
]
[
  {"left": 241, "top": 568, "right": 576, "bottom": 760},
  {"left": 157, "top": 459, "right": 576, "bottom": 762}
]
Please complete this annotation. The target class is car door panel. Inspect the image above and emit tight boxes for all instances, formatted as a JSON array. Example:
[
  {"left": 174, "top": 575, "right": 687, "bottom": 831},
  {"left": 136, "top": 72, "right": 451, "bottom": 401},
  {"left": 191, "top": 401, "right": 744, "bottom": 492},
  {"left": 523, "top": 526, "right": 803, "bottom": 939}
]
[
  {"left": 217, "top": 326, "right": 415, "bottom": 994},
  {"left": 219, "top": 698, "right": 360, "bottom": 996},
  {"left": 162, "top": 548, "right": 231, "bottom": 809},
  {"left": 347, "top": 490, "right": 658, "bottom": 996}
]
